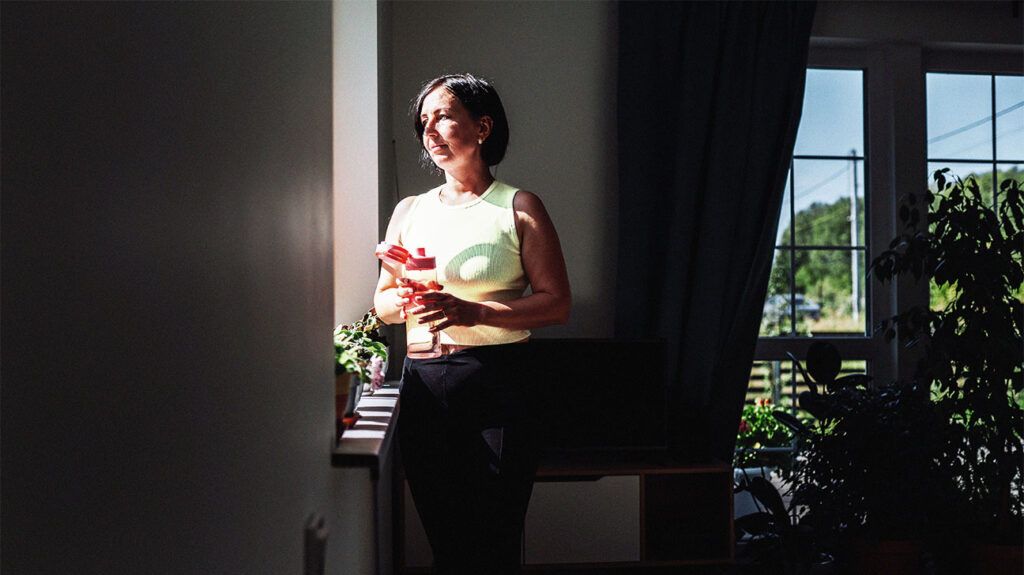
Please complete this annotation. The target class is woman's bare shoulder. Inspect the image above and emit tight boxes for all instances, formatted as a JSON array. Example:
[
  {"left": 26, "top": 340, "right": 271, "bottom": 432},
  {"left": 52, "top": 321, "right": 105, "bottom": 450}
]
[
  {"left": 512, "top": 189, "right": 550, "bottom": 218},
  {"left": 399, "top": 194, "right": 419, "bottom": 210},
  {"left": 384, "top": 195, "right": 420, "bottom": 243}
]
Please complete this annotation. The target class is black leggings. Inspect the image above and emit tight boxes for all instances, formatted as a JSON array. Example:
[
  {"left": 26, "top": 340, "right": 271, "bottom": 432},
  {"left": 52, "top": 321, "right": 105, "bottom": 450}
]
[{"left": 399, "top": 344, "right": 540, "bottom": 575}]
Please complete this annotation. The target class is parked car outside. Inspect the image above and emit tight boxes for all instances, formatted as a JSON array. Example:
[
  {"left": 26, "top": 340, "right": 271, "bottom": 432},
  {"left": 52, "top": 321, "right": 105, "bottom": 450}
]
[{"left": 763, "top": 293, "right": 822, "bottom": 323}]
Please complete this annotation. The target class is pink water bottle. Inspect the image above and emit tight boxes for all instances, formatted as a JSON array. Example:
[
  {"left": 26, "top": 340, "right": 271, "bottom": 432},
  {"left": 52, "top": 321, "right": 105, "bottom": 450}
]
[{"left": 404, "top": 248, "right": 442, "bottom": 359}]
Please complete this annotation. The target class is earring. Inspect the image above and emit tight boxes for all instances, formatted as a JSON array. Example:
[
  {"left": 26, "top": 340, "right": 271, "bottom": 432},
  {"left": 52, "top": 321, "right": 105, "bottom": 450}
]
[{"left": 478, "top": 138, "right": 484, "bottom": 145}]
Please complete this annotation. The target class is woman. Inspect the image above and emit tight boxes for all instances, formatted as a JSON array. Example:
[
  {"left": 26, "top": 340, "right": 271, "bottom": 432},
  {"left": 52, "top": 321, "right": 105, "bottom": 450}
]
[{"left": 374, "top": 73, "right": 571, "bottom": 574}]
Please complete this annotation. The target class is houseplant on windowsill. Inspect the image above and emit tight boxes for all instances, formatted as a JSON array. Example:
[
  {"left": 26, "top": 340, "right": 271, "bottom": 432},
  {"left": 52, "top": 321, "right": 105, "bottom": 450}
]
[
  {"left": 734, "top": 399, "right": 833, "bottom": 572},
  {"left": 735, "top": 396, "right": 796, "bottom": 471},
  {"left": 869, "top": 171, "right": 1023, "bottom": 572},
  {"left": 334, "top": 309, "right": 389, "bottom": 437},
  {"left": 734, "top": 395, "right": 797, "bottom": 529}
]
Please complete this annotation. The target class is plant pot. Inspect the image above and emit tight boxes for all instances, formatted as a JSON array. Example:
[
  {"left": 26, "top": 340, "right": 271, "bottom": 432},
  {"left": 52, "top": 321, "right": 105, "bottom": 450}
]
[
  {"left": 969, "top": 541, "right": 1023, "bottom": 575},
  {"left": 845, "top": 538, "right": 921, "bottom": 575},
  {"left": 335, "top": 372, "right": 362, "bottom": 439}
]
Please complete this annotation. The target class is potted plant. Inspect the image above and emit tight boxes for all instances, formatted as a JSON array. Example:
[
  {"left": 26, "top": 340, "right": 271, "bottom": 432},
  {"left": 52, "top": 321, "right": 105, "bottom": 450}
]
[
  {"left": 734, "top": 472, "right": 834, "bottom": 575},
  {"left": 771, "top": 341, "right": 960, "bottom": 575},
  {"left": 734, "top": 396, "right": 798, "bottom": 525},
  {"left": 869, "top": 170, "right": 1023, "bottom": 572},
  {"left": 334, "top": 309, "right": 389, "bottom": 436},
  {"left": 736, "top": 396, "right": 796, "bottom": 470}
]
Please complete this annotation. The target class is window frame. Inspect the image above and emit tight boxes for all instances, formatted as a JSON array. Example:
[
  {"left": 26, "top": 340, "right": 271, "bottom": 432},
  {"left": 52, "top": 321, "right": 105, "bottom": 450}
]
[
  {"left": 924, "top": 52, "right": 1024, "bottom": 214},
  {"left": 755, "top": 44, "right": 896, "bottom": 385}
]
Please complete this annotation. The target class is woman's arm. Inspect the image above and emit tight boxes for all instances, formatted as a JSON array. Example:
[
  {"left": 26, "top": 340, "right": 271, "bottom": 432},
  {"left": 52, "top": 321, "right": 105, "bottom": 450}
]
[
  {"left": 373, "top": 196, "right": 418, "bottom": 325},
  {"left": 413, "top": 190, "right": 571, "bottom": 331}
]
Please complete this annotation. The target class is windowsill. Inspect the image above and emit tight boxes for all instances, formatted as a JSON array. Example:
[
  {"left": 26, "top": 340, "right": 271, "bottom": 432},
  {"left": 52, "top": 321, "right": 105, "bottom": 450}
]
[{"left": 331, "top": 381, "right": 400, "bottom": 478}]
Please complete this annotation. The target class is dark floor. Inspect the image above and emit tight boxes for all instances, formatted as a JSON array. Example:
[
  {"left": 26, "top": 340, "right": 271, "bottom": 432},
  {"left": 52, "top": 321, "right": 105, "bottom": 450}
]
[
  {"left": 525, "top": 564, "right": 770, "bottom": 575},
  {"left": 400, "top": 561, "right": 775, "bottom": 575},
  {"left": 402, "top": 556, "right": 786, "bottom": 575}
]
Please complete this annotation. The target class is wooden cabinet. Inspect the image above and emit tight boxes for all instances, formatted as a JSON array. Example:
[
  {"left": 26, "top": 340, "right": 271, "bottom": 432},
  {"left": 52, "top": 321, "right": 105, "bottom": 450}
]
[
  {"left": 400, "top": 457, "right": 734, "bottom": 572},
  {"left": 524, "top": 459, "right": 734, "bottom": 568}
]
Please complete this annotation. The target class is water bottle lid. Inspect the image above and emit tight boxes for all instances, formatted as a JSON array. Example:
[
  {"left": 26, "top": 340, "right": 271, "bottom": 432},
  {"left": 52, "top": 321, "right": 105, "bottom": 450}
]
[
  {"left": 406, "top": 247, "right": 436, "bottom": 270},
  {"left": 375, "top": 242, "right": 410, "bottom": 268}
]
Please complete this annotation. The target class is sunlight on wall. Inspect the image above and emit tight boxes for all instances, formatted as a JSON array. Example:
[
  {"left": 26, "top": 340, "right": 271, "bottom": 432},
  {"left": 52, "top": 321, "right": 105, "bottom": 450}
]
[{"left": 334, "top": 0, "right": 380, "bottom": 327}]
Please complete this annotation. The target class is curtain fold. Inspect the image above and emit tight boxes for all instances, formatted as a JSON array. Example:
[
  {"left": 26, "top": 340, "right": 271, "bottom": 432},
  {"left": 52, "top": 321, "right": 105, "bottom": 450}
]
[{"left": 615, "top": 1, "right": 816, "bottom": 463}]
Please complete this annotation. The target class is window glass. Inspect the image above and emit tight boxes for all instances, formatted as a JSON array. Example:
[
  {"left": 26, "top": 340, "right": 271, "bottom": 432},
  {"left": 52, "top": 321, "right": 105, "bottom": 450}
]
[
  {"left": 776, "top": 173, "right": 792, "bottom": 246},
  {"left": 927, "top": 162, "right": 993, "bottom": 207},
  {"left": 761, "top": 250, "right": 792, "bottom": 337},
  {"left": 766, "top": 68, "right": 868, "bottom": 338},
  {"left": 995, "top": 75, "right": 1024, "bottom": 161},
  {"left": 926, "top": 73, "right": 1024, "bottom": 311},
  {"left": 927, "top": 73, "right": 992, "bottom": 160},
  {"left": 792, "top": 249, "right": 867, "bottom": 335},
  {"left": 743, "top": 360, "right": 870, "bottom": 419},
  {"left": 794, "top": 69, "right": 864, "bottom": 157},
  {"left": 792, "top": 159, "right": 866, "bottom": 246}
]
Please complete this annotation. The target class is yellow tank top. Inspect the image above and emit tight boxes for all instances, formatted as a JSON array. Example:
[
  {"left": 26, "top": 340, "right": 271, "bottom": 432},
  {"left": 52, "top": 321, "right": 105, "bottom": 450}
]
[{"left": 401, "top": 180, "right": 530, "bottom": 346}]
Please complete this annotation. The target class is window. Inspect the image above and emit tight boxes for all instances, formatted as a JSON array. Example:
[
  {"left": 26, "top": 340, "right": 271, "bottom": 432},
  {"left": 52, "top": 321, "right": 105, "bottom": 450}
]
[
  {"left": 750, "top": 47, "right": 888, "bottom": 409},
  {"left": 743, "top": 50, "right": 887, "bottom": 462},
  {"left": 761, "top": 68, "right": 868, "bottom": 339},
  {"left": 742, "top": 44, "right": 1023, "bottom": 461},
  {"left": 926, "top": 73, "right": 1024, "bottom": 209},
  {"left": 748, "top": 359, "right": 868, "bottom": 417},
  {"left": 926, "top": 72, "right": 1024, "bottom": 310}
]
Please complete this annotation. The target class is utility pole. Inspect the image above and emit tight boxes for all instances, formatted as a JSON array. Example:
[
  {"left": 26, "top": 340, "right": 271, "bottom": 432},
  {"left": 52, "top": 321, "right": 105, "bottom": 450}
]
[{"left": 850, "top": 149, "right": 860, "bottom": 323}]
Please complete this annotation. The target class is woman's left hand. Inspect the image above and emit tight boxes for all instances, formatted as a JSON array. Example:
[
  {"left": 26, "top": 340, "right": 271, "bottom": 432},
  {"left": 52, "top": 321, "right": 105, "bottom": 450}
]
[{"left": 409, "top": 291, "right": 484, "bottom": 332}]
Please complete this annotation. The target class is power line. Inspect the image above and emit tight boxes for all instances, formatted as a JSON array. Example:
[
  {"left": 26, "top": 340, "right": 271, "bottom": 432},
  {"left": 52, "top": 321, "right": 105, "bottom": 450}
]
[
  {"left": 932, "top": 124, "right": 1024, "bottom": 158},
  {"left": 927, "top": 99, "right": 1024, "bottom": 145},
  {"left": 793, "top": 163, "right": 851, "bottom": 201}
]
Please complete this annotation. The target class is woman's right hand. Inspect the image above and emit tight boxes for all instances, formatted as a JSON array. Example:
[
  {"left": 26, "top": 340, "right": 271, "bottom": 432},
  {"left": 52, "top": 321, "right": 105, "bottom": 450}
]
[{"left": 395, "top": 277, "right": 443, "bottom": 320}]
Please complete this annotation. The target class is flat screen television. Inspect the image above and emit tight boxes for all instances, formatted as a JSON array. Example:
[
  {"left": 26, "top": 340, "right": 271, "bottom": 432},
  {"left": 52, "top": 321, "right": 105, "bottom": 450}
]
[{"left": 523, "top": 338, "right": 668, "bottom": 453}]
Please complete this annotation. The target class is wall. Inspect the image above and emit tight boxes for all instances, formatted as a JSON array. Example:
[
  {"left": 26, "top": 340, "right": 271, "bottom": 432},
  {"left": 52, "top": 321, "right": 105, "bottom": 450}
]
[
  {"left": 1, "top": 2, "right": 359, "bottom": 573},
  {"left": 331, "top": 1, "right": 388, "bottom": 572},
  {"left": 812, "top": 1, "right": 1022, "bottom": 46},
  {"left": 390, "top": 0, "right": 619, "bottom": 338},
  {"left": 335, "top": 0, "right": 383, "bottom": 327}
]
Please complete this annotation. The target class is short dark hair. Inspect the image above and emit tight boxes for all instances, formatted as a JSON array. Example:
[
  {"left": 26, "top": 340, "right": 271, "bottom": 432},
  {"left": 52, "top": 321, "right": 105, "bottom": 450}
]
[{"left": 411, "top": 73, "right": 509, "bottom": 169}]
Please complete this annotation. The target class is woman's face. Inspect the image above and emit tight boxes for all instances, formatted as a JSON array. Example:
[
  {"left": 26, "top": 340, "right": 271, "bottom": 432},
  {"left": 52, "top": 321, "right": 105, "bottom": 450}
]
[{"left": 419, "top": 86, "right": 489, "bottom": 173}]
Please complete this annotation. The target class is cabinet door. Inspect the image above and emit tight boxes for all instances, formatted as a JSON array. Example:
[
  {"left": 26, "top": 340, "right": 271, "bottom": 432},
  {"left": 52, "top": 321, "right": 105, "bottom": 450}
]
[{"left": 524, "top": 476, "right": 641, "bottom": 564}]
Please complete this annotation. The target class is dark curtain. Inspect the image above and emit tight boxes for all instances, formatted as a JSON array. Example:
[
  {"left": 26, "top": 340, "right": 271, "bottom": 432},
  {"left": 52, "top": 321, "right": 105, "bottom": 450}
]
[{"left": 615, "top": 1, "right": 816, "bottom": 463}]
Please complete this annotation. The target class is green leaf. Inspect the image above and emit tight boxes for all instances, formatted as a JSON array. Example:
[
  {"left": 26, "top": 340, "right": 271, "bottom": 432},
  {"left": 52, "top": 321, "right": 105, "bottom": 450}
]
[
  {"left": 736, "top": 512, "right": 774, "bottom": 536},
  {"left": 748, "top": 476, "right": 789, "bottom": 522},
  {"left": 786, "top": 351, "right": 819, "bottom": 396},
  {"left": 832, "top": 373, "right": 873, "bottom": 389},
  {"left": 798, "top": 391, "right": 832, "bottom": 420},
  {"left": 806, "top": 342, "right": 841, "bottom": 386},
  {"left": 774, "top": 410, "right": 809, "bottom": 434}
]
